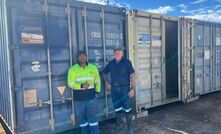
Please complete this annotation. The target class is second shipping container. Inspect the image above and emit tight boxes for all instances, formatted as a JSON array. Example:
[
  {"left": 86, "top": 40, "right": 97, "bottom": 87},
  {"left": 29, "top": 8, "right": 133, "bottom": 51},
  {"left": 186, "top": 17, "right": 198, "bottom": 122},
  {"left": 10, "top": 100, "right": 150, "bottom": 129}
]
[{"left": 127, "top": 10, "right": 181, "bottom": 112}]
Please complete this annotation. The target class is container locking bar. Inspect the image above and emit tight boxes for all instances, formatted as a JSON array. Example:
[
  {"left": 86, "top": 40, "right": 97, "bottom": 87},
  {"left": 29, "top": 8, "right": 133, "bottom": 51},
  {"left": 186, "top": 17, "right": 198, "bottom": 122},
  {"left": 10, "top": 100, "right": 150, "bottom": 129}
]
[
  {"left": 66, "top": 2, "right": 76, "bottom": 125},
  {"left": 100, "top": 8, "right": 109, "bottom": 117},
  {"left": 149, "top": 15, "right": 154, "bottom": 106},
  {"left": 160, "top": 16, "right": 164, "bottom": 103},
  {"left": 43, "top": 0, "right": 55, "bottom": 130},
  {"left": 83, "top": 5, "right": 88, "bottom": 57}
]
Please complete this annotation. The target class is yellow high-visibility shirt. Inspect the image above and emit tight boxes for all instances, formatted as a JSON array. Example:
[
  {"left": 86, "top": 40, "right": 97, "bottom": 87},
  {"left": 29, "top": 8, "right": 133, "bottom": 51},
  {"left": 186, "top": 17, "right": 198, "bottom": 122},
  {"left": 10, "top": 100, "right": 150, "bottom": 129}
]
[{"left": 67, "top": 63, "right": 101, "bottom": 93}]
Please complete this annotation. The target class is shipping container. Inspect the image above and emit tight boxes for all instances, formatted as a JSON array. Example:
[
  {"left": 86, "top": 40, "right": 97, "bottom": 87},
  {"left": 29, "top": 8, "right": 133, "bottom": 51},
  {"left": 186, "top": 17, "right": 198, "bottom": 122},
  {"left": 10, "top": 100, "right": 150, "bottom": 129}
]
[
  {"left": 1, "top": 0, "right": 221, "bottom": 133},
  {"left": 181, "top": 18, "right": 221, "bottom": 102},
  {"left": 0, "top": 0, "right": 126, "bottom": 133},
  {"left": 127, "top": 10, "right": 181, "bottom": 113}
]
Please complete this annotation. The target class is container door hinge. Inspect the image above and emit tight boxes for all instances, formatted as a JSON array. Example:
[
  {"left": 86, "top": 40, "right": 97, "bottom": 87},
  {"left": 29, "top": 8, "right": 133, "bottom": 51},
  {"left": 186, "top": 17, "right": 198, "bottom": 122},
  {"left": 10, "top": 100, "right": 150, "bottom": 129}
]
[
  {"left": 47, "top": 72, "right": 52, "bottom": 75},
  {"left": 82, "top": 6, "right": 87, "bottom": 17},
  {"left": 44, "top": 100, "right": 52, "bottom": 105},
  {"left": 66, "top": 3, "right": 71, "bottom": 15},
  {"left": 188, "top": 68, "right": 193, "bottom": 71},
  {"left": 42, "top": 0, "right": 48, "bottom": 15},
  {"left": 49, "top": 118, "right": 55, "bottom": 130},
  {"left": 188, "top": 67, "right": 193, "bottom": 72},
  {"left": 188, "top": 46, "right": 194, "bottom": 50},
  {"left": 100, "top": 8, "right": 104, "bottom": 19}
]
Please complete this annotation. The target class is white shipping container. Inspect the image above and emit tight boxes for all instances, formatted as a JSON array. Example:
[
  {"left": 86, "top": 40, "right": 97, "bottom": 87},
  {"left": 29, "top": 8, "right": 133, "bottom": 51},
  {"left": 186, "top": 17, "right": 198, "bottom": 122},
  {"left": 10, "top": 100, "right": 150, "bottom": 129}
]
[{"left": 127, "top": 10, "right": 181, "bottom": 113}]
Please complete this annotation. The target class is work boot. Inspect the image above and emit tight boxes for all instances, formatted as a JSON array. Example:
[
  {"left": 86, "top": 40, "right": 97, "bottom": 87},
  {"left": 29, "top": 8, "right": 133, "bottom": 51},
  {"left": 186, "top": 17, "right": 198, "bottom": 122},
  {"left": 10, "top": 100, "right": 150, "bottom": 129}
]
[
  {"left": 125, "top": 114, "right": 134, "bottom": 134},
  {"left": 89, "top": 125, "right": 100, "bottom": 134},
  {"left": 115, "top": 113, "right": 124, "bottom": 131}
]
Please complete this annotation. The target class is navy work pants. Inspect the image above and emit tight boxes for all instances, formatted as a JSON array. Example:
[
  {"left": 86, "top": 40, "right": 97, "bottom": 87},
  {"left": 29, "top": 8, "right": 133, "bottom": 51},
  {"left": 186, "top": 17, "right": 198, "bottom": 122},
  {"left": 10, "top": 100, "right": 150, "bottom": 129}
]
[
  {"left": 111, "top": 86, "right": 133, "bottom": 114},
  {"left": 74, "top": 98, "right": 99, "bottom": 134}
]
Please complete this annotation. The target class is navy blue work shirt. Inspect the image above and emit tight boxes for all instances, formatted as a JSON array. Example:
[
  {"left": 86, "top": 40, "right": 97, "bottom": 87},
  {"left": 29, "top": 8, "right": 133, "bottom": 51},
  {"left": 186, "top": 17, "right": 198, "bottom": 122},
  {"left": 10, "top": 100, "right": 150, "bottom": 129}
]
[{"left": 103, "top": 58, "right": 135, "bottom": 86}]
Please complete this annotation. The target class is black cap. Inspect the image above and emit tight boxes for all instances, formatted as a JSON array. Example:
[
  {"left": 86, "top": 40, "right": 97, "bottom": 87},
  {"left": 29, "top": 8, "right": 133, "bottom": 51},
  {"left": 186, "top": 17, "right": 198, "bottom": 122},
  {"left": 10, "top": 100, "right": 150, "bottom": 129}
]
[
  {"left": 114, "top": 46, "right": 125, "bottom": 52},
  {"left": 77, "top": 50, "right": 87, "bottom": 57}
]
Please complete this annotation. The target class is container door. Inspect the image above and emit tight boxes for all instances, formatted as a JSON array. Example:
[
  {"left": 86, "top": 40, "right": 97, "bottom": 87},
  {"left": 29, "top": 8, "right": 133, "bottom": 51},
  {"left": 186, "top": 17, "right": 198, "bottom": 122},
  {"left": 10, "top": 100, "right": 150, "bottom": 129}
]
[
  {"left": 9, "top": 1, "right": 74, "bottom": 133},
  {"left": 133, "top": 16, "right": 165, "bottom": 111},
  {"left": 194, "top": 22, "right": 213, "bottom": 95},
  {"left": 214, "top": 26, "right": 221, "bottom": 91},
  {"left": 180, "top": 18, "right": 196, "bottom": 102},
  {"left": 46, "top": 2, "right": 74, "bottom": 131},
  {"left": 9, "top": 0, "right": 126, "bottom": 133}
]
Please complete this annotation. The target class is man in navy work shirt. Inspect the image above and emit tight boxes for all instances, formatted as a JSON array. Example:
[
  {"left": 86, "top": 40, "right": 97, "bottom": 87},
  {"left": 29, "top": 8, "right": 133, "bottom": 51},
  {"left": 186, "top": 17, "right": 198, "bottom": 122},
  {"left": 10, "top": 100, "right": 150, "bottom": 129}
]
[{"left": 103, "top": 47, "right": 136, "bottom": 134}]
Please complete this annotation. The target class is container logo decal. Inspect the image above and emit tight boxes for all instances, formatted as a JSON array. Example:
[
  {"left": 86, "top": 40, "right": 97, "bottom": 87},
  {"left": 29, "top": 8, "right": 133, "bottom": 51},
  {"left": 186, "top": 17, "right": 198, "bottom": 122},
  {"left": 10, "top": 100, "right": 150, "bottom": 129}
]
[
  {"left": 138, "top": 33, "right": 150, "bottom": 45},
  {"left": 20, "top": 26, "right": 44, "bottom": 44},
  {"left": 24, "top": 89, "right": 37, "bottom": 108},
  {"left": 21, "top": 33, "right": 44, "bottom": 44},
  {"left": 31, "top": 61, "right": 40, "bottom": 72}
]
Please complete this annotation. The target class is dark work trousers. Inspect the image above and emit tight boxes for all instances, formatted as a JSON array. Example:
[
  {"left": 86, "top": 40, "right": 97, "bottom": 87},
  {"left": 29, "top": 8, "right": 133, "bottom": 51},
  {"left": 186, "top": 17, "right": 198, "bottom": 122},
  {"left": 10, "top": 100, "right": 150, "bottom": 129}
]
[
  {"left": 111, "top": 86, "right": 133, "bottom": 114},
  {"left": 74, "top": 98, "right": 99, "bottom": 134},
  {"left": 111, "top": 86, "right": 134, "bottom": 134}
]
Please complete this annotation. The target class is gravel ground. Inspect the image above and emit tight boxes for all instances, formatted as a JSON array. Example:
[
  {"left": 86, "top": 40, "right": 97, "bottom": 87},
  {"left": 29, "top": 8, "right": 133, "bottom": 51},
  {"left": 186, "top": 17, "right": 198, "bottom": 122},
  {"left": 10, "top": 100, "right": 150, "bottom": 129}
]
[
  {"left": 55, "top": 91, "right": 221, "bottom": 134},
  {"left": 100, "top": 91, "right": 221, "bottom": 134}
]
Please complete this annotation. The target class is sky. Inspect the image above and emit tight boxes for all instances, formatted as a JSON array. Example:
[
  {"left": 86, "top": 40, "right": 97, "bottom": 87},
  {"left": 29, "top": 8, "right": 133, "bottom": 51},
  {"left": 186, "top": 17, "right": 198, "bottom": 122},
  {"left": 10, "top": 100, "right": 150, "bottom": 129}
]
[{"left": 79, "top": 0, "right": 221, "bottom": 23}]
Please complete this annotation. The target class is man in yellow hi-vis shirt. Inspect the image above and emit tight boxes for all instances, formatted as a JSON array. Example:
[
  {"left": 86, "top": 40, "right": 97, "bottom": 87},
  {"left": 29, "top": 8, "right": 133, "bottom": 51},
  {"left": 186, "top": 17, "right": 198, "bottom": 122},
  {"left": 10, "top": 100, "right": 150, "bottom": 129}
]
[{"left": 67, "top": 51, "right": 101, "bottom": 134}]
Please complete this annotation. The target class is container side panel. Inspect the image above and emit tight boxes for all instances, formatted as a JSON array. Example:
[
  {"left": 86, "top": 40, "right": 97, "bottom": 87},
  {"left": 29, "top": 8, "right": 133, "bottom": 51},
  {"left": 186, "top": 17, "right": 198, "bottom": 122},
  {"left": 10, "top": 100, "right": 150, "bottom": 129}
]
[{"left": 0, "top": 0, "right": 14, "bottom": 132}]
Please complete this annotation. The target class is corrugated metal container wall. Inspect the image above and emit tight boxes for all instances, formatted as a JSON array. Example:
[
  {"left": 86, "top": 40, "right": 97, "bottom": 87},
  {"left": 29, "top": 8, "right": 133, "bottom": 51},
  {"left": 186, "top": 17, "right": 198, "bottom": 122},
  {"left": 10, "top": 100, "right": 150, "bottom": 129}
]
[
  {"left": 127, "top": 10, "right": 181, "bottom": 113},
  {"left": 194, "top": 20, "right": 213, "bottom": 95},
  {"left": 213, "top": 24, "right": 221, "bottom": 91},
  {"left": 0, "top": 0, "right": 15, "bottom": 132},
  {"left": 0, "top": 0, "right": 126, "bottom": 133},
  {"left": 181, "top": 18, "right": 221, "bottom": 101}
]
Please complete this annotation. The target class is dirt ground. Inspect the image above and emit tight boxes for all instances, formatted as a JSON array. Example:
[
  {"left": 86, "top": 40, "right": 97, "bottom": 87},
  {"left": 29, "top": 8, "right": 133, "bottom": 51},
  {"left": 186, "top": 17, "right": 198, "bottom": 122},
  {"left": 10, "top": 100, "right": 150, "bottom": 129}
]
[
  {"left": 100, "top": 91, "right": 221, "bottom": 134},
  {"left": 2, "top": 91, "right": 221, "bottom": 134}
]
